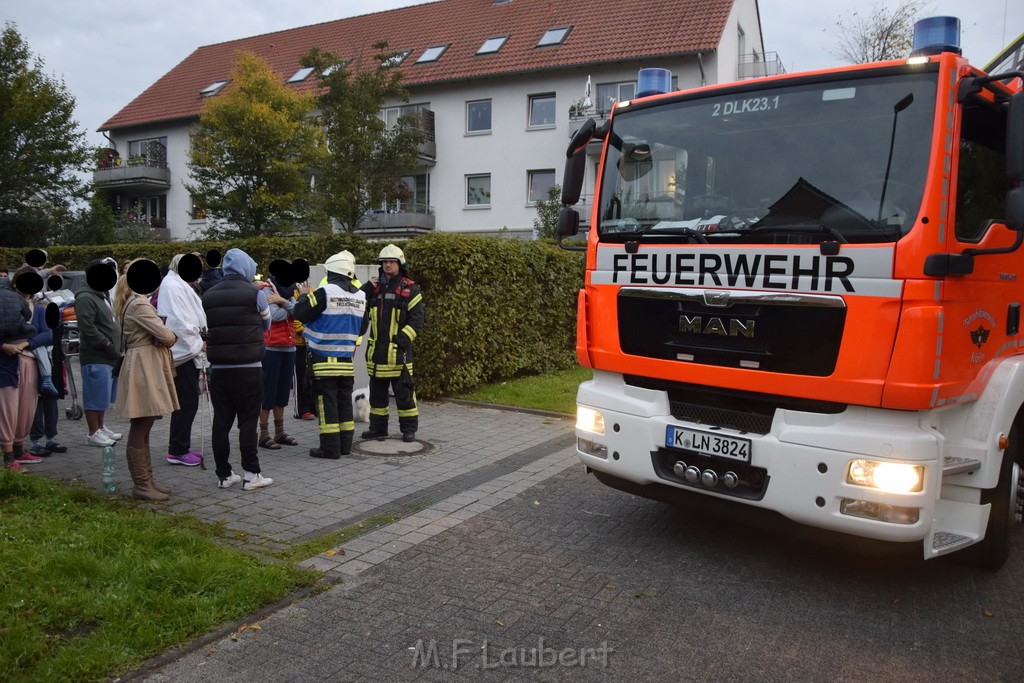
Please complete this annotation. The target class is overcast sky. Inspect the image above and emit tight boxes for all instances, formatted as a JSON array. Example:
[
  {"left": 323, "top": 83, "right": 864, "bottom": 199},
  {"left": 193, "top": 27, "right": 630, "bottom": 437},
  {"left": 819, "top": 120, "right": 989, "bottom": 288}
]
[{"left": 3, "top": 0, "right": 1022, "bottom": 148}]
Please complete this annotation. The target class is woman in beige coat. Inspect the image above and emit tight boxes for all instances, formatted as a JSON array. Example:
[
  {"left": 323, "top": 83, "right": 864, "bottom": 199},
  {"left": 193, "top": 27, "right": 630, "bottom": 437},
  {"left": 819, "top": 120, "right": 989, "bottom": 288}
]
[{"left": 113, "top": 259, "right": 179, "bottom": 501}]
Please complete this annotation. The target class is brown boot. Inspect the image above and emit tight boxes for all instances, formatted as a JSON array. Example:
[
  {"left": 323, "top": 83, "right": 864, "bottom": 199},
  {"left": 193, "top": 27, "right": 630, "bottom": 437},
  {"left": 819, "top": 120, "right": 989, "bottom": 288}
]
[
  {"left": 143, "top": 445, "right": 172, "bottom": 495},
  {"left": 126, "top": 445, "right": 169, "bottom": 501}
]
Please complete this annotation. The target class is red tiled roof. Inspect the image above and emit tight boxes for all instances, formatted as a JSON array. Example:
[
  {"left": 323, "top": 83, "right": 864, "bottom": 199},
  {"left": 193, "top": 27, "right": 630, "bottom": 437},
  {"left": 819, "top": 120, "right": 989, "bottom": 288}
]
[{"left": 100, "top": 0, "right": 734, "bottom": 131}]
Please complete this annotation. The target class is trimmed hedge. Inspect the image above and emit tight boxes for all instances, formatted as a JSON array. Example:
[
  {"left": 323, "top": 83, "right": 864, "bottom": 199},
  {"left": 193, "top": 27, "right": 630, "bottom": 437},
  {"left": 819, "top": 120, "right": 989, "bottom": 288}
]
[
  {"left": 0, "top": 233, "right": 585, "bottom": 398},
  {"left": 0, "top": 235, "right": 377, "bottom": 274}
]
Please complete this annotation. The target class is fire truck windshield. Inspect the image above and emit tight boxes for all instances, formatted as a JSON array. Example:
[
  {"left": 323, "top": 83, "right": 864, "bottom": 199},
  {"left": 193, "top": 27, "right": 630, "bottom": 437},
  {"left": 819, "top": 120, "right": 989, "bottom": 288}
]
[{"left": 597, "top": 69, "right": 939, "bottom": 244}]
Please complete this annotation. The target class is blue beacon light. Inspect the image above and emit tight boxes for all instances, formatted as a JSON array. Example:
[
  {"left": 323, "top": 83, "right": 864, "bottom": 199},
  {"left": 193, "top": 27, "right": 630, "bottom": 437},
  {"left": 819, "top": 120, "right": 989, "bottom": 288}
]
[
  {"left": 636, "top": 68, "right": 672, "bottom": 98},
  {"left": 910, "top": 16, "right": 962, "bottom": 57}
]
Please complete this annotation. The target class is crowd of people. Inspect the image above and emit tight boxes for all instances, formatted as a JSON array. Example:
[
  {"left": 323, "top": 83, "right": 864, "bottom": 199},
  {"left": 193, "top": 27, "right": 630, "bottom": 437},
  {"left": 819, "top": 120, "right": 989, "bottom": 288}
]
[{"left": 0, "top": 245, "right": 425, "bottom": 500}]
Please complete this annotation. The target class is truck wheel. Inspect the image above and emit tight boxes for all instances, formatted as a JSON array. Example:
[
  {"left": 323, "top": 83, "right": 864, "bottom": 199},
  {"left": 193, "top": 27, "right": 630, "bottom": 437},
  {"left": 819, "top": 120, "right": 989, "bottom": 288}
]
[{"left": 968, "top": 426, "right": 1023, "bottom": 570}]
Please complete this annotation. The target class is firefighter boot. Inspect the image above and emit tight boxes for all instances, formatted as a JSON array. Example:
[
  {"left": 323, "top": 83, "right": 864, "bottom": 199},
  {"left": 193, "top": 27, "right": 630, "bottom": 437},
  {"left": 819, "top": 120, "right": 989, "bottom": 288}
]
[
  {"left": 360, "top": 416, "right": 388, "bottom": 440},
  {"left": 310, "top": 433, "right": 341, "bottom": 460},
  {"left": 339, "top": 431, "right": 354, "bottom": 456}
]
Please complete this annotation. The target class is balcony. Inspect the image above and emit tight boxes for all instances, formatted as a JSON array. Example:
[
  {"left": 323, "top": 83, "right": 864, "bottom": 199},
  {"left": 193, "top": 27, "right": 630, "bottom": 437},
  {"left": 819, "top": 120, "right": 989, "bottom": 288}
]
[
  {"left": 94, "top": 156, "right": 171, "bottom": 191},
  {"left": 738, "top": 52, "right": 786, "bottom": 80},
  {"left": 356, "top": 203, "right": 435, "bottom": 239}
]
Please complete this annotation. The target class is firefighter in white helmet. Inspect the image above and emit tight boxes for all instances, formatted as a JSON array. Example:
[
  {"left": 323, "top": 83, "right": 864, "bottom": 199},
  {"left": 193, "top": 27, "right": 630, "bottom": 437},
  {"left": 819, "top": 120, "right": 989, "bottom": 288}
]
[
  {"left": 361, "top": 244, "right": 424, "bottom": 442},
  {"left": 293, "top": 250, "right": 367, "bottom": 458}
]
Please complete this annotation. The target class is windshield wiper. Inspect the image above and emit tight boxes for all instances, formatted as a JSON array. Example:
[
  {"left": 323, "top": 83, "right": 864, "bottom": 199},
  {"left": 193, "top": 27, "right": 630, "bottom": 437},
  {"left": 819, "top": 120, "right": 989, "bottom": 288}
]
[
  {"left": 641, "top": 226, "right": 709, "bottom": 243},
  {"left": 748, "top": 223, "right": 848, "bottom": 243}
]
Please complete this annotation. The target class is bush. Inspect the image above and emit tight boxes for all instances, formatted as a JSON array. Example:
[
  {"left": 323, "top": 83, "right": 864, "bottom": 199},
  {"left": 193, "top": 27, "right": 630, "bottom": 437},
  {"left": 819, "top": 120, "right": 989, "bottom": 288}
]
[
  {"left": 407, "top": 234, "right": 583, "bottom": 398},
  {"left": 0, "top": 233, "right": 585, "bottom": 399}
]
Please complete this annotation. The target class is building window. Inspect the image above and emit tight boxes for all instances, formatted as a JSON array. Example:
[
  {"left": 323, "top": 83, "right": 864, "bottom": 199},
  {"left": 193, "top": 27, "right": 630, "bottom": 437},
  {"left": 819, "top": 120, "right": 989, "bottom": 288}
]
[
  {"left": 190, "top": 195, "right": 207, "bottom": 220},
  {"left": 382, "top": 50, "right": 411, "bottom": 67},
  {"left": 467, "top": 99, "right": 492, "bottom": 133},
  {"left": 528, "top": 94, "right": 556, "bottom": 128},
  {"left": 382, "top": 102, "right": 430, "bottom": 129},
  {"left": 417, "top": 44, "right": 449, "bottom": 63},
  {"left": 466, "top": 174, "right": 491, "bottom": 206},
  {"left": 127, "top": 137, "right": 168, "bottom": 167},
  {"left": 200, "top": 80, "right": 229, "bottom": 96},
  {"left": 477, "top": 36, "right": 509, "bottom": 55},
  {"left": 537, "top": 27, "right": 572, "bottom": 47},
  {"left": 126, "top": 195, "right": 167, "bottom": 228},
  {"left": 596, "top": 81, "right": 636, "bottom": 115},
  {"left": 287, "top": 66, "right": 315, "bottom": 83},
  {"left": 528, "top": 170, "right": 556, "bottom": 204}
]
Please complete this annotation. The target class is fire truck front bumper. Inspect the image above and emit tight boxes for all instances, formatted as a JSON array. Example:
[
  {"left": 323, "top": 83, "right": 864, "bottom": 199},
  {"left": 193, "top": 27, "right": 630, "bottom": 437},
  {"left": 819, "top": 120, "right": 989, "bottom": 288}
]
[{"left": 573, "top": 373, "right": 980, "bottom": 545}]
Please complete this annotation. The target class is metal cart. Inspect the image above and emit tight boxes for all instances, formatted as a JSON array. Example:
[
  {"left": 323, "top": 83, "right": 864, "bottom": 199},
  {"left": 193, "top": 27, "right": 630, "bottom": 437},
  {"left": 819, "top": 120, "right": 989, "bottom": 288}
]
[{"left": 60, "top": 319, "right": 83, "bottom": 420}]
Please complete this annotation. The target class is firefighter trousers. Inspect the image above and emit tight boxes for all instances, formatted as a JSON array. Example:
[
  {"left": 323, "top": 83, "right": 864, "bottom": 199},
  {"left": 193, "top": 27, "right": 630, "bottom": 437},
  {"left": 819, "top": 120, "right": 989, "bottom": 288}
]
[
  {"left": 368, "top": 375, "right": 418, "bottom": 435},
  {"left": 312, "top": 356, "right": 355, "bottom": 457}
]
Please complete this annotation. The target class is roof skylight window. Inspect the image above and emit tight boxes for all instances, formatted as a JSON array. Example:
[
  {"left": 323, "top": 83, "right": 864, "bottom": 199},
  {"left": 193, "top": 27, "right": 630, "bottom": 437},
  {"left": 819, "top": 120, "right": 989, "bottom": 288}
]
[
  {"left": 200, "top": 80, "right": 229, "bottom": 96},
  {"left": 417, "top": 44, "right": 449, "bottom": 63},
  {"left": 477, "top": 36, "right": 509, "bottom": 55},
  {"left": 382, "top": 50, "right": 412, "bottom": 67},
  {"left": 537, "top": 27, "right": 572, "bottom": 47},
  {"left": 321, "top": 61, "right": 348, "bottom": 77},
  {"left": 287, "top": 66, "right": 315, "bottom": 83}
]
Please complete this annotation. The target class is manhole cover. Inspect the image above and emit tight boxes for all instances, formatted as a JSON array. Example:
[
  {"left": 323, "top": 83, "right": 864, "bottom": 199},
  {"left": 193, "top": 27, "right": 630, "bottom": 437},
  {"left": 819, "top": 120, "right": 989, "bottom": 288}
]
[{"left": 353, "top": 437, "right": 433, "bottom": 456}]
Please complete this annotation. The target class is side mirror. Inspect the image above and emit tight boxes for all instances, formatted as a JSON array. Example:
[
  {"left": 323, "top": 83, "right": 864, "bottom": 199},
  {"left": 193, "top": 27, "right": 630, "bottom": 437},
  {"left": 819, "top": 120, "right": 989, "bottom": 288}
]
[
  {"left": 562, "top": 118, "right": 596, "bottom": 206},
  {"left": 1007, "top": 186, "right": 1024, "bottom": 230},
  {"left": 1007, "top": 92, "right": 1024, "bottom": 183},
  {"left": 557, "top": 206, "right": 580, "bottom": 237},
  {"left": 561, "top": 152, "right": 587, "bottom": 205}
]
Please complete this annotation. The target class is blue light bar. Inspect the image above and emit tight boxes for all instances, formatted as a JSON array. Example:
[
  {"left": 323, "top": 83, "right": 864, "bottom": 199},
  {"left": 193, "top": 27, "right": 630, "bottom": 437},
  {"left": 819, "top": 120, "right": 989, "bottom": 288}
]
[
  {"left": 636, "top": 68, "right": 672, "bottom": 98},
  {"left": 910, "top": 16, "right": 961, "bottom": 57}
]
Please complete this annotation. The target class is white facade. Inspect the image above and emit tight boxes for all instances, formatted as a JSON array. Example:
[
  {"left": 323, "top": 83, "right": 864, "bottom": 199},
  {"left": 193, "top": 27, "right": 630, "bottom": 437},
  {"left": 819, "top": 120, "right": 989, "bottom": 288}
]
[{"left": 98, "top": 3, "right": 763, "bottom": 242}]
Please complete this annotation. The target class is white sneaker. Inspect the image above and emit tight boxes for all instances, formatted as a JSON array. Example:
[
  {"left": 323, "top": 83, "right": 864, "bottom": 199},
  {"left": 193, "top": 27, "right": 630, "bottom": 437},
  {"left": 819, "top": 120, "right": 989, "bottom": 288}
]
[
  {"left": 99, "top": 427, "right": 123, "bottom": 441},
  {"left": 88, "top": 431, "right": 115, "bottom": 447},
  {"left": 242, "top": 472, "right": 273, "bottom": 490},
  {"left": 218, "top": 472, "right": 242, "bottom": 489}
]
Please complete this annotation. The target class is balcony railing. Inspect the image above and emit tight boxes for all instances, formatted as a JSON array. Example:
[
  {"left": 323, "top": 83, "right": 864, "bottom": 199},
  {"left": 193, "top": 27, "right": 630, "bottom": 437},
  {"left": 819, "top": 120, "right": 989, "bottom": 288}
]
[
  {"left": 94, "top": 157, "right": 171, "bottom": 190},
  {"left": 356, "top": 205, "right": 435, "bottom": 238},
  {"left": 399, "top": 109, "right": 436, "bottom": 164},
  {"left": 738, "top": 52, "right": 786, "bottom": 80}
]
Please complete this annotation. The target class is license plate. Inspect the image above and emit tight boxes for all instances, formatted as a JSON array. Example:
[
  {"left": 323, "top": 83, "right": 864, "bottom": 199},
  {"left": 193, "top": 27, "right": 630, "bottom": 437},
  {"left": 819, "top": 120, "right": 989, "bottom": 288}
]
[{"left": 665, "top": 425, "right": 751, "bottom": 462}]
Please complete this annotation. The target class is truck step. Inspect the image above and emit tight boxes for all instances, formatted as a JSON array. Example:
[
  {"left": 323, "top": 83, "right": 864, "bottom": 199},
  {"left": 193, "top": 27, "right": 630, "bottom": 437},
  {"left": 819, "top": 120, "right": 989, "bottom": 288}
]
[
  {"left": 942, "top": 456, "right": 981, "bottom": 476},
  {"left": 931, "top": 531, "right": 974, "bottom": 554}
]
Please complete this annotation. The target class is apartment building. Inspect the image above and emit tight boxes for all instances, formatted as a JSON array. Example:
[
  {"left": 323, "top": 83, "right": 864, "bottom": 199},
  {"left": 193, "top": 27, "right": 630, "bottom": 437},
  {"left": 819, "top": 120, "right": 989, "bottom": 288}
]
[{"left": 94, "top": 0, "right": 778, "bottom": 241}]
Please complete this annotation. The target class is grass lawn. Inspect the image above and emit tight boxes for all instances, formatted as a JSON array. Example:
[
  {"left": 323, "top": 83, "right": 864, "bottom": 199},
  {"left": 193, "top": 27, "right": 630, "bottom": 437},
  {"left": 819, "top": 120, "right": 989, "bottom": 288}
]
[
  {"left": 0, "top": 366, "right": 589, "bottom": 681},
  {"left": 0, "top": 472, "right": 318, "bottom": 682},
  {"left": 457, "top": 365, "right": 591, "bottom": 415}
]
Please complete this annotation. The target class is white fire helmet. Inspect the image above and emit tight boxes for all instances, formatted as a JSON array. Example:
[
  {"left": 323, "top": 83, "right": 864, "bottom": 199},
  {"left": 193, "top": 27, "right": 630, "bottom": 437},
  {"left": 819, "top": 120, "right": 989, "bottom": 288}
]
[
  {"left": 325, "top": 250, "right": 356, "bottom": 278},
  {"left": 378, "top": 244, "right": 405, "bottom": 265}
]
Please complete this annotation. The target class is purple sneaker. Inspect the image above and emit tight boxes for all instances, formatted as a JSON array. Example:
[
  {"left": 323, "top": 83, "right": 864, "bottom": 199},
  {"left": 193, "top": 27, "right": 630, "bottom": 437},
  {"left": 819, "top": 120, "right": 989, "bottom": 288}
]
[{"left": 167, "top": 452, "right": 203, "bottom": 467}]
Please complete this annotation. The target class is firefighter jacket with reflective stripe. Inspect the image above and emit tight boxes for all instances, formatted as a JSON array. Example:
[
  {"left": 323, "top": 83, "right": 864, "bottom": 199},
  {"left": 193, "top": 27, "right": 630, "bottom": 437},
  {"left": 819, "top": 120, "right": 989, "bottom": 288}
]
[
  {"left": 298, "top": 282, "right": 366, "bottom": 359},
  {"left": 364, "top": 275, "right": 423, "bottom": 379}
]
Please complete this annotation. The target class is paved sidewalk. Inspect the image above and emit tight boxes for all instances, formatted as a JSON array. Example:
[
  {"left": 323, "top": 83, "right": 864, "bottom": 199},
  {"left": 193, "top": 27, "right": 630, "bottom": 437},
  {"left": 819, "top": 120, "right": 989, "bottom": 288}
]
[{"left": 30, "top": 394, "right": 577, "bottom": 562}]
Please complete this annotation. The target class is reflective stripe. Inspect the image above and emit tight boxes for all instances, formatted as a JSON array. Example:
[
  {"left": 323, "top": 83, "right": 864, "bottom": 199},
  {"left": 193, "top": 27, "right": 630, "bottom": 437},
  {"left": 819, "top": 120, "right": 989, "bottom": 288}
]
[
  {"left": 398, "top": 407, "right": 419, "bottom": 417},
  {"left": 339, "top": 421, "right": 354, "bottom": 432},
  {"left": 306, "top": 291, "right": 318, "bottom": 307},
  {"left": 319, "top": 424, "right": 341, "bottom": 434},
  {"left": 370, "top": 407, "right": 390, "bottom": 416},
  {"left": 407, "top": 293, "right": 422, "bottom": 309},
  {"left": 401, "top": 325, "right": 417, "bottom": 342}
]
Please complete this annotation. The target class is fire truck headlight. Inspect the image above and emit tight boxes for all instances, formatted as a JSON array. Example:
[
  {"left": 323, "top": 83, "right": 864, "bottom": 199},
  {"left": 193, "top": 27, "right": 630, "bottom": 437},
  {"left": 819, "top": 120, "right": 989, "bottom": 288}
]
[
  {"left": 576, "top": 406, "right": 605, "bottom": 436},
  {"left": 846, "top": 460, "right": 923, "bottom": 493}
]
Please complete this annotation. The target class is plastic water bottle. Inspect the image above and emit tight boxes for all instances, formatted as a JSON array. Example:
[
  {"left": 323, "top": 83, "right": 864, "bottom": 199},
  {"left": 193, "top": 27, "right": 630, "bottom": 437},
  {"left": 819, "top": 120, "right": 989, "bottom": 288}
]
[{"left": 102, "top": 444, "right": 117, "bottom": 493}]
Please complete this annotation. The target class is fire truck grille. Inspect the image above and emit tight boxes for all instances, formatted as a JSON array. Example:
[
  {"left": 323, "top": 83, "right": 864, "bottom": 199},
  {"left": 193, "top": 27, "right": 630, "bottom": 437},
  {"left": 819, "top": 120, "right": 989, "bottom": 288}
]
[
  {"left": 618, "top": 290, "right": 847, "bottom": 376},
  {"left": 626, "top": 375, "right": 846, "bottom": 435},
  {"left": 669, "top": 401, "right": 773, "bottom": 434}
]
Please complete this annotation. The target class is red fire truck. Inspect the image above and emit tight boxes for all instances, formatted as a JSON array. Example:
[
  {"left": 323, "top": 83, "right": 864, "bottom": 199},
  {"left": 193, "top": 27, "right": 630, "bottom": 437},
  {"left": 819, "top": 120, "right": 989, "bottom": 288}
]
[{"left": 558, "top": 17, "right": 1024, "bottom": 568}]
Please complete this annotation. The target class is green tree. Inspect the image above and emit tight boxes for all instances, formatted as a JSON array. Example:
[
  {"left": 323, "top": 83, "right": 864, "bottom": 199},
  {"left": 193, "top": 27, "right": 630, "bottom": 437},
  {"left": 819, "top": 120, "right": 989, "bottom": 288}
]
[
  {"left": 831, "top": 1, "right": 925, "bottom": 64},
  {"left": 0, "top": 22, "right": 91, "bottom": 228},
  {"left": 533, "top": 184, "right": 562, "bottom": 239},
  {"left": 186, "top": 51, "right": 327, "bottom": 238},
  {"left": 302, "top": 44, "right": 425, "bottom": 231}
]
